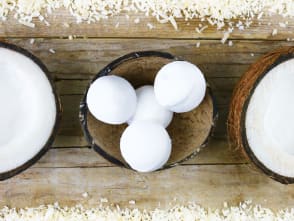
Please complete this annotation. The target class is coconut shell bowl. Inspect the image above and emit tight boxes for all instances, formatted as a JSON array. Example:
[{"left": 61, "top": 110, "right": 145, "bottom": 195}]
[{"left": 79, "top": 51, "right": 217, "bottom": 170}]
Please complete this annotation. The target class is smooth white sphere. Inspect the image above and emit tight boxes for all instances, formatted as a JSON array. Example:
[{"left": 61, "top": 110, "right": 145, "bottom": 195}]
[
  {"left": 127, "top": 85, "right": 173, "bottom": 128},
  {"left": 168, "top": 80, "right": 206, "bottom": 113},
  {"left": 120, "top": 122, "right": 172, "bottom": 172},
  {"left": 86, "top": 75, "right": 137, "bottom": 124},
  {"left": 154, "top": 61, "right": 206, "bottom": 113}
]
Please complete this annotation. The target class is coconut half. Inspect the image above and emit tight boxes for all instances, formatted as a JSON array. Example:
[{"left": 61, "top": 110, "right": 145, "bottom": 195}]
[
  {"left": 80, "top": 51, "right": 217, "bottom": 170},
  {"left": 228, "top": 47, "right": 294, "bottom": 184},
  {"left": 0, "top": 42, "right": 60, "bottom": 180}
]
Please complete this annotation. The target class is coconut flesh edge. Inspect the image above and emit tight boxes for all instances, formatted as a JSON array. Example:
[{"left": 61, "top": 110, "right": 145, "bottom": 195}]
[
  {"left": 0, "top": 47, "right": 56, "bottom": 174},
  {"left": 245, "top": 58, "right": 294, "bottom": 178}
]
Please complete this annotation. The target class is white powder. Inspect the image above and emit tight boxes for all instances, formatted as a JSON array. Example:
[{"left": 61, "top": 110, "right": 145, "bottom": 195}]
[
  {"left": 0, "top": 47, "right": 56, "bottom": 174},
  {"left": 246, "top": 59, "right": 294, "bottom": 178}
]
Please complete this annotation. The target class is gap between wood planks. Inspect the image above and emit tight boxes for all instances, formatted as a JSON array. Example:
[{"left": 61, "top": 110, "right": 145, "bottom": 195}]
[{"left": 2, "top": 36, "right": 294, "bottom": 41}]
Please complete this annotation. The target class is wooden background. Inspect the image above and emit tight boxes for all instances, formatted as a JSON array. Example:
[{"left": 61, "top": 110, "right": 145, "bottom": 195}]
[{"left": 1, "top": 10, "right": 294, "bottom": 210}]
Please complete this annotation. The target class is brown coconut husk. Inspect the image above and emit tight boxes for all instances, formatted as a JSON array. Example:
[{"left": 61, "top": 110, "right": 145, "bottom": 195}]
[
  {"left": 228, "top": 47, "right": 294, "bottom": 184},
  {"left": 80, "top": 51, "right": 217, "bottom": 170}
]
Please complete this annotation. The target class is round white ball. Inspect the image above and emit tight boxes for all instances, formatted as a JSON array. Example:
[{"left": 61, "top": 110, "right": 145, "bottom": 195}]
[
  {"left": 168, "top": 80, "right": 206, "bottom": 113},
  {"left": 86, "top": 75, "right": 137, "bottom": 124},
  {"left": 154, "top": 61, "right": 206, "bottom": 113},
  {"left": 120, "top": 122, "right": 172, "bottom": 172},
  {"left": 127, "top": 85, "right": 173, "bottom": 128}
]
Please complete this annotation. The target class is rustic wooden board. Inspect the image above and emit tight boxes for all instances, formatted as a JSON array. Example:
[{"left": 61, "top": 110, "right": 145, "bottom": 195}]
[
  {"left": 1, "top": 14, "right": 294, "bottom": 210},
  {"left": 3, "top": 38, "right": 291, "bottom": 140},
  {"left": 1, "top": 165, "right": 294, "bottom": 210},
  {"left": 46, "top": 138, "right": 245, "bottom": 167},
  {"left": 7, "top": 39, "right": 293, "bottom": 79},
  {"left": 1, "top": 9, "right": 294, "bottom": 39}
]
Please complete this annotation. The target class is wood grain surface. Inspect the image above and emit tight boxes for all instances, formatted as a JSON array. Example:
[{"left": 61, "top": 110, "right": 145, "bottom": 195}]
[
  {"left": 1, "top": 9, "right": 294, "bottom": 39},
  {"left": 1, "top": 12, "right": 294, "bottom": 210}
]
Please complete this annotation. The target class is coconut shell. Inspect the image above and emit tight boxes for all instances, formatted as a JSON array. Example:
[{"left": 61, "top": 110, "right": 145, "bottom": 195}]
[
  {"left": 80, "top": 51, "right": 217, "bottom": 170},
  {"left": 228, "top": 47, "right": 294, "bottom": 184},
  {"left": 0, "top": 42, "right": 62, "bottom": 181}
]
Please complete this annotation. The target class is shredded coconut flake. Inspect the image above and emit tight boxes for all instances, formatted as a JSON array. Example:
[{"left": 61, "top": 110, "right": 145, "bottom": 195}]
[
  {"left": 195, "top": 25, "right": 208, "bottom": 34},
  {"left": 49, "top": 48, "right": 55, "bottom": 54},
  {"left": 279, "top": 22, "right": 287, "bottom": 28},
  {"left": 82, "top": 192, "right": 89, "bottom": 198},
  {"left": 63, "top": 22, "right": 70, "bottom": 28},
  {"left": 221, "top": 32, "right": 230, "bottom": 44},
  {"left": 29, "top": 38, "right": 35, "bottom": 44},
  {"left": 134, "top": 18, "right": 140, "bottom": 24},
  {"left": 0, "top": 201, "right": 294, "bottom": 221},
  {"left": 147, "top": 22, "right": 154, "bottom": 29},
  {"left": 129, "top": 200, "right": 136, "bottom": 205},
  {"left": 100, "top": 198, "right": 108, "bottom": 203},
  {"left": 0, "top": 0, "right": 293, "bottom": 39},
  {"left": 18, "top": 20, "right": 35, "bottom": 28},
  {"left": 44, "top": 20, "right": 50, "bottom": 26}
]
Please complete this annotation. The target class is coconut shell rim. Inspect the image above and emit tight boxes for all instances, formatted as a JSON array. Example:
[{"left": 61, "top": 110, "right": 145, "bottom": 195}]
[
  {"left": 0, "top": 41, "right": 62, "bottom": 181},
  {"left": 229, "top": 47, "right": 294, "bottom": 184},
  {"left": 79, "top": 50, "right": 218, "bottom": 171}
]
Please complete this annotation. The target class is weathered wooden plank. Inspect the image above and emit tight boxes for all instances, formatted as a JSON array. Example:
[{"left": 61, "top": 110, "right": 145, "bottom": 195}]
[
  {"left": 59, "top": 95, "right": 83, "bottom": 136},
  {"left": 56, "top": 85, "right": 229, "bottom": 138},
  {"left": 56, "top": 79, "right": 89, "bottom": 95},
  {"left": 1, "top": 165, "right": 293, "bottom": 210},
  {"left": 50, "top": 64, "right": 249, "bottom": 80},
  {"left": 55, "top": 78, "right": 236, "bottom": 95},
  {"left": 0, "top": 9, "right": 294, "bottom": 39},
  {"left": 57, "top": 95, "right": 228, "bottom": 138},
  {"left": 55, "top": 79, "right": 233, "bottom": 108},
  {"left": 46, "top": 137, "right": 245, "bottom": 167},
  {"left": 3, "top": 38, "right": 291, "bottom": 82},
  {"left": 10, "top": 38, "right": 282, "bottom": 54},
  {"left": 10, "top": 38, "right": 278, "bottom": 55},
  {"left": 53, "top": 135, "right": 88, "bottom": 148},
  {"left": 35, "top": 147, "right": 112, "bottom": 168}
]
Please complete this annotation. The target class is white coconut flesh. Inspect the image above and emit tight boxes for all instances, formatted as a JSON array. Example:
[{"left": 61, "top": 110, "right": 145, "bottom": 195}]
[
  {"left": 245, "top": 58, "right": 294, "bottom": 178},
  {"left": 0, "top": 47, "right": 56, "bottom": 174}
]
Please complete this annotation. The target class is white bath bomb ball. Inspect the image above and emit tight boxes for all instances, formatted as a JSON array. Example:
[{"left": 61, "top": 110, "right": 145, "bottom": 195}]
[
  {"left": 127, "top": 85, "right": 173, "bottom": 128},
  {"left": 120, "top": 122, "right": 172, "bottom": 172},
  {"left": 154, "top": 61, "right": 206, "bottom": 113},
  {"left": 86, "top": 75, "right": 137, "bottom": 124}
]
